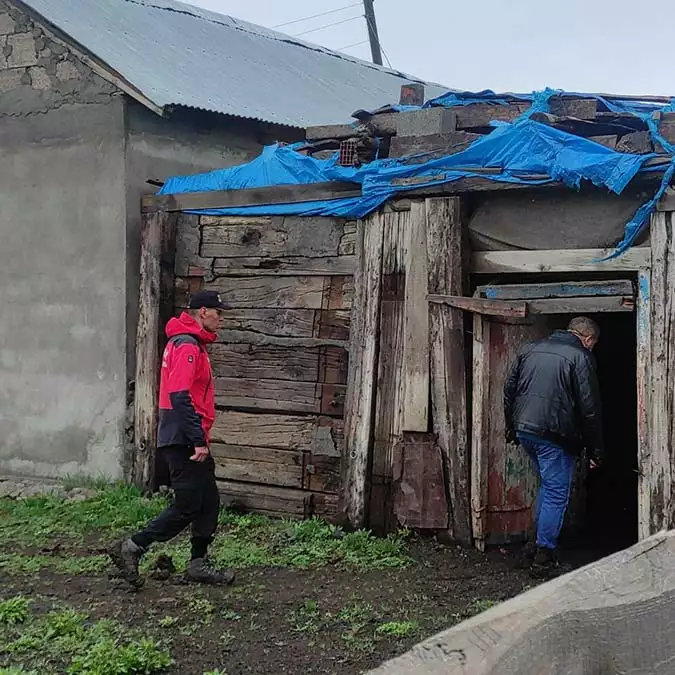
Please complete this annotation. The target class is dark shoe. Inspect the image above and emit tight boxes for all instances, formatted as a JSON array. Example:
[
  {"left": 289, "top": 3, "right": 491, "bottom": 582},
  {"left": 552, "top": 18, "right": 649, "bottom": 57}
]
[
  {"left": 530, "top": 547, "right": 570, "bottom": 580},
  {"left": 517, "top": 541, "right": 538, "bottom": 569},
  {"left": 184, "top": 558, "right": 235, "bottom": 585},
  {"left": 108, "top": 538, "right": 145, "bottom": 589}
]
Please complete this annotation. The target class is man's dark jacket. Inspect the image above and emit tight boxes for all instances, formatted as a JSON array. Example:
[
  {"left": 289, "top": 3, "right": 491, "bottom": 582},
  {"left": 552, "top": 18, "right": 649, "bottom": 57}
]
[{"left": 504, "top": 330, "right": 603, "bottom": 456}]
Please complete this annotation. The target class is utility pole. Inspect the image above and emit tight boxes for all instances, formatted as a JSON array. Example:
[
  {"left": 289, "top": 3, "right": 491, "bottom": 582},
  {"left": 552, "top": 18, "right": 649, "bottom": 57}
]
[{"left": 363, "top": 0, "right": 383, "bottom": 66}]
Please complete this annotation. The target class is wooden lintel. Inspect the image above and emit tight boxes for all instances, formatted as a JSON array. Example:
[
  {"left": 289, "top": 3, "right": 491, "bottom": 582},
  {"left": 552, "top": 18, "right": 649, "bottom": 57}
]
[
  {"left": 478, "top": 280, "right": 634, "bottom": 301},
  {"left": 428, "top": 294, "right": 528, "bottom": 318},
  {"left": 142, "top": 181, "right": 362, "bottom": 213},
  {"left": 471, "top": 247, "right": 650, "bottom": 274},
  {"left": 528, "top": 295, "right": 635, "bottom": 314}
]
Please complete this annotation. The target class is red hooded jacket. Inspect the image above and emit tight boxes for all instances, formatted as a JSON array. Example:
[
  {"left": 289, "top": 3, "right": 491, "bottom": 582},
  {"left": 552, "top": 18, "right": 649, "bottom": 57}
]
[{"left": 157, "top": 312, "right": 217, "bottom": 448}]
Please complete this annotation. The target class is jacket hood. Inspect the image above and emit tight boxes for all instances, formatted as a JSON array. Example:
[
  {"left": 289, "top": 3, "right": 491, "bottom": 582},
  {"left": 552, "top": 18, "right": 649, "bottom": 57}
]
[{"left": 165, "top": 312, "right": 217, "bottom": 344}]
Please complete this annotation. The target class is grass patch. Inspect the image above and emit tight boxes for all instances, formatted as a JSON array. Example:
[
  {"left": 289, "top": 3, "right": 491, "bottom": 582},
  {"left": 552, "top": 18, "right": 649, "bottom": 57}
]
[
  {"left": 467, "top": 598, "right": 499, "bottom": 615},
  {"left": 0, "top": 601, "right": 172, "bottom": 675},
  {"left": 0, "top": 553, "right": 110, "bottom": 576},
  {"left": 0, "top": 597, "right": 30, "bottom": 625},
  {"left": 0, "top": 484, "right": 166, "bottom": 547}
]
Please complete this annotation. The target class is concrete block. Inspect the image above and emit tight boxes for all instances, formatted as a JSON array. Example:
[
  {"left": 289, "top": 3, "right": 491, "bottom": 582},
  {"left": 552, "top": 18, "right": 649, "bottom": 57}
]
[
  {"left": 0, "top": 12, "right": 15, "bottom": 35},
  {"left": 29, "top": 66, "right": 51, "bottom": 91},
  {"left": 56, "top": 60, "right": 80, "bottom": 81},
  {"left": 7, "top": 32, "right": 37, "bottom": 67},
  {"left": 396, "top": 107, "right": 457, "bottom": 138},
  {"left": 0, "top": 67, "right": 24, "bottom": 93}
]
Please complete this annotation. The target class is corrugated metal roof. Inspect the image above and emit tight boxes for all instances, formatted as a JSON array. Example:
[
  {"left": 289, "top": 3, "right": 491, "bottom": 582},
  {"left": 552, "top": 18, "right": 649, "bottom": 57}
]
[{"left": 19, "top": 0, "right": 450, "bottom": 127}]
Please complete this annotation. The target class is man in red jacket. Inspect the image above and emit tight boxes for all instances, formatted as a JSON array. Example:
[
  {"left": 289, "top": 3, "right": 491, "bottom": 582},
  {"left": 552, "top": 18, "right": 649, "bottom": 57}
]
[{"left": 109, "top": 290, "right": 234, "bottom": 589}]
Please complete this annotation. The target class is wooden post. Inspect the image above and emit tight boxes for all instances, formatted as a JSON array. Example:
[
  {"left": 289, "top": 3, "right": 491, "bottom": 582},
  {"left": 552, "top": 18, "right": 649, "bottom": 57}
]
[
  {"left": 647, "top": 210, "right": 675, "bottom": 533},
  {"left": 133, "top": 207, "right": 177, "bottom": 490},
  {"left": 426, "top": 197, "right": 472, "bottom": 544},
  {"left": 402, "top": 200, "right": 429, "bottom": 432},
  {"left": 343, "top": 215, "right": 384, "bottom": 528},
  {"left": 636, "top": 267, "right": 651, "bottom": 540}
]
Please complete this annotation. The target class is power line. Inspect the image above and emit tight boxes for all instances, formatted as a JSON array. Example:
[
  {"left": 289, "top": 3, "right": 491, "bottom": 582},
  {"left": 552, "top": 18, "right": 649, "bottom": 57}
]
[
  {"left": 336, "top": 39, "right": 369, "bottom": 51},
  {"left": 272, "top": 3, "right": 361, "bottom": 29},
  {"left": 293, "top": 14, "right": 363, "bottom": 37}
]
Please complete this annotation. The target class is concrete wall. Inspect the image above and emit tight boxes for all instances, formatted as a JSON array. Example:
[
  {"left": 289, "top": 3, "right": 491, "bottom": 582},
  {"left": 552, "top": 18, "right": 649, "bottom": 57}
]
[{"left": 0, "top": 0, "right": 127, "bottom": 479}]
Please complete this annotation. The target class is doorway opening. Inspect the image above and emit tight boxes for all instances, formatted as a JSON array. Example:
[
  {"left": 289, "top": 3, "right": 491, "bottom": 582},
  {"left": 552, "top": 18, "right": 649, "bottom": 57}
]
[{"left": 546, "top": 311, "right": 638, "bottom": 560}]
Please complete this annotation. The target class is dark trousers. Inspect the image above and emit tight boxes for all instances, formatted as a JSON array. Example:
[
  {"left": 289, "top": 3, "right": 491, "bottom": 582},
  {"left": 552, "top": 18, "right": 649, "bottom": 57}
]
[{"left": 133, "top": 445, "right": 220, "bottom": 560}]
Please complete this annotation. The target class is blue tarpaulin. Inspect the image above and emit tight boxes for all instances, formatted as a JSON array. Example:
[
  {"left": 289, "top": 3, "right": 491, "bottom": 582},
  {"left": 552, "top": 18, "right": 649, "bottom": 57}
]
[{"left": 159, "top": 88, "right": 675, "bottom": 257}]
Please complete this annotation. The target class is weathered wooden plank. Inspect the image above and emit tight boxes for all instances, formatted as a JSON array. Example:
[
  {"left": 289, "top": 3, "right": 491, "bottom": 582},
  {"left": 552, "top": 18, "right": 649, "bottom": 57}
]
[
  {"left": 217, "top": 480, "right": 340, "bottom": 520},
  {"left": 428, "top": 295, "right": 528, "bottom": 318},
  {"left": 472, "top": 247, "right": 650, "bottom": 273},
  {"left": 211, "top": 444, "right": 303, "bottom": 488},
  {"left": 528, "top": 295, "right": 634, "bottom": 314},
  {"left": 307, "top": 451, "right": 342, "bottom": 493},
  {"left": 470, "top": 314, "right": 490, "bottom": 551},
  {"left": 217, "top": 330, "right": 346, "bottom": 350},
  {"left": 318, "top": 346, "right": 349, "bottom": 385},
  {"left": 214, "top": 377, "right": 345, "bottom": 416},
  {"left": 338, "top": 222, "right": 357, "bottom": 256},
  {"left": 317, "top": 309, "right": 351, "bottom": 341},
  {"left": 455, "top": 102, "right": 530, "bottom": 129},
  {"left": 636, "top": 268, "right": 651, "bottom": 541},
  {"left": 133, "top": 210, "right": 177, "bottom": 490},
  {"left": 175, "top": 212, "right": 213, "bottom": 277},
  {"left": 142, "top": 181, "right": 362, "bottom": 213},
  {"left": 396, "top": 108, "right": 457, "bottom": 136},
  {"left": 218, "top": 308, "right": 314, "bottom": 337},
  {"left": 212, "top": 255, "right": 355, "bottom": 276},
  {"left": 325, "top": 275, "right": 355, "bottom": 310},
  {"left": 370, "top": 208, "right": 408, "bottom": 533},
  {"left": 402, "top": 200, "right": 429, "bottom": 432},
  {"left": 389, "top": 132, "right": 481, "bottom": 161},
  {"left": 589, "top": 134, "right": 618, "bottom": 149},
  {"left": 479, "top": 280, "right": 634, "bottom": 300},
  {"left": 427, "top": 197, "right": 471, "bottom": 545},
  {"left": 616, "top": 131, "right": 653, "bottom": 154},
  {"left": 367, "top": 531, "right": 675, "bottom": 675},
  {"left": 393, "top": 433, "right": 449, "bottom": 530},
  {"left": 646, "top": 210, "right": 675, "bottom": 534},
  {"left": 214, "top": 377, "right": 321, "bottom": 413},
  {"left": 343, "top": 215, "right": 385, "bottom": 529},
  {"left": 209, "top": 276, "right": 326, "bottom": 309},
  {"left": 549, "top": 96, "right": 598, "bottom": 119},
  {"left": 201, "top": 217, "right": 346, "bottom": 259},
  {"left": 209, "top": 343, "right": 319, "bottom": 382},
  {"left": 211, "top": 411, "right": 343, "bottom": 452}
]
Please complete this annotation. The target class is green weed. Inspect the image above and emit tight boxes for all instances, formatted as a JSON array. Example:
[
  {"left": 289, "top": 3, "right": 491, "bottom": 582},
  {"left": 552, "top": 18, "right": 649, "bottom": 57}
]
[
  {"left": 0, "top": 597, "right": 30, "bottom": 625},
  {"left": 67, "top": 637, "right": 172, "bottom": 675},
  {"left": 0, "top": 553, "right": 109, "bottom": 576},
  {"left": 157, "top": 616, "right": 178, "bottom": 628},
  {"left": 468, "top": 599, "right": 499, "bottom": 615},
  {"left": 375, "top": 620, "right": 419, "bottom": 638},
  {"left": 288, "top": 599, "right": 322, "bottom": 634}
]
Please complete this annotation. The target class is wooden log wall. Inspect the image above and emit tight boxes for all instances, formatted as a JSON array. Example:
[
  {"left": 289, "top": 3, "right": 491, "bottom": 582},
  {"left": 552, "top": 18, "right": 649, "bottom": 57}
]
[{"left": 172, "top": 213, "right": 356, "bottom": 520}]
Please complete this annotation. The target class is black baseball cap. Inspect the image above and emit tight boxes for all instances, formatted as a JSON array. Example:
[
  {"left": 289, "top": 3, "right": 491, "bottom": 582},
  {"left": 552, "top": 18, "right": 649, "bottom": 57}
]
[{"left": 188, "top": 290, "right": 231, "bottom": 310}]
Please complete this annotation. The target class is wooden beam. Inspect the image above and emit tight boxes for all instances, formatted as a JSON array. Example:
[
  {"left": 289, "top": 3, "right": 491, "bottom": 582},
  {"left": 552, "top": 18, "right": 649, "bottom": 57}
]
[
  {"left": 133, "top": 209, "right": 177, "bottom": 490},
  {"left": 212, "top": 255, "right": 355, "bottom": 277},
  {"left": 389, "top": 132, "right": 482, "bottom": 161},
  {"left": 471, "top": 247, "right": 650, "bottom": 274},
  {"left": 470, "top": 313, "right": 490, "bottom": 551},
  {"left": 646, "top": 210, "right": 675, "bottom": 534},
  {"left": 478, "top": 280, "right": 634, "bottom": 300},
  {"left": 426, "top": 197, "right": 472, "bottom": 545},
  {"left": 428, "top": 294, "right": 528, "bottom": 318},
  {"left": 527, "top": 295, "right": 634, "bottom": 314},
  {"left": 305, "top": 123, "right": 360, "bottom": 141},
  {"left": 402, "top": 201, "right": 430, "bottom": 432},
  {"left": 636, "top": 268, "right": 651, "bottom": 541},
  {"left": 367, "top": 530, "right": 675, "bottom": 675},
  {"left": 342, "top": 215, "right": 385, "bottom": 529},
  {"left": 142, "top": 181, "right": 362, "bottom": 213}
]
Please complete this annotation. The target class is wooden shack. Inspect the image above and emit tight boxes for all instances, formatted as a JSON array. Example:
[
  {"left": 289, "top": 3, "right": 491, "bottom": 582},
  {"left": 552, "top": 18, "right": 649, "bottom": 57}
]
[{"left": 135, "top": 91, "right": 675, "bottom": 552}]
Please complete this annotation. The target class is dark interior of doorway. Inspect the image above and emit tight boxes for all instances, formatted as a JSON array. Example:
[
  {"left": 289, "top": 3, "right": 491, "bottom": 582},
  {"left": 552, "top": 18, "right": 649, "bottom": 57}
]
[{"left": 546, "top": 312, "right": 638, "bottom": 561}]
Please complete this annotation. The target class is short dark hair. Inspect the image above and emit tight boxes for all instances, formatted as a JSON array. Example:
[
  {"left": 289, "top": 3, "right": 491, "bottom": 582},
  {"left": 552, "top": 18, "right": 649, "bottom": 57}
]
[{"left": 567, "top": 316, "right": 600, "bottom": 340}]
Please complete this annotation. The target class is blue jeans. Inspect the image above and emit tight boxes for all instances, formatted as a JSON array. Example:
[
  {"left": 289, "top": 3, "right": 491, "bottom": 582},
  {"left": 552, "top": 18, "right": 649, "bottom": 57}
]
[{"left": 517, "top": 433, "right": 575, "bottom": 550}]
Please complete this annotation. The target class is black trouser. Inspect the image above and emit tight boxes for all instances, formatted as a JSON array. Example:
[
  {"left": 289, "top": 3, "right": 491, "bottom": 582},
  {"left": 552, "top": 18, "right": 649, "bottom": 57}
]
[{"left": 132, "top": 445, "right": 220, "bottom": 560}]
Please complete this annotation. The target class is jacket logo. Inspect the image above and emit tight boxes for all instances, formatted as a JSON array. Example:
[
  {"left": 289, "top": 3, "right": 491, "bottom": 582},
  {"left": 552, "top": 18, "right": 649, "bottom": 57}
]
[{"left": 188, "top": 355, "right": 194, "bottom": 363}]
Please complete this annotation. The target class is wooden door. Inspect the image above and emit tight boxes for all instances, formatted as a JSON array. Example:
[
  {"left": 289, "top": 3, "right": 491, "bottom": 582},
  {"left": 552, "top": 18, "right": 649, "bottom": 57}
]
[
  {"left": 471, "top": 316, "right": 548, "bottom": 550},
  {"left": 470, "top": 279, "right": 635, "bottom": 550}
]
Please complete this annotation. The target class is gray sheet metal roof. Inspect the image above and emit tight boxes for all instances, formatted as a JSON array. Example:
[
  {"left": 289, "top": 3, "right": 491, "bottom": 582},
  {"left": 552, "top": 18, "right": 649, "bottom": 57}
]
[{"left": 19, "top": 0, "right": 450, "bottom": 127}]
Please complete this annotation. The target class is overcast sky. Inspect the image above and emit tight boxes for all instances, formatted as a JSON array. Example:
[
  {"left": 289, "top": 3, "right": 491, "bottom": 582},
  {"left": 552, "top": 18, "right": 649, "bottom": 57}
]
[{"left": 184, "top": 0, "right": 666, "bottom": 97}]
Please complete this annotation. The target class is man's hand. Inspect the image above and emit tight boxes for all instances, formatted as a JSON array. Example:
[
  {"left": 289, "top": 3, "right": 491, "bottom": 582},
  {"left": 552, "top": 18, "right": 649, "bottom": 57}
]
[{"left": 190, "top": 446, "right": 210, "bottom": 462}]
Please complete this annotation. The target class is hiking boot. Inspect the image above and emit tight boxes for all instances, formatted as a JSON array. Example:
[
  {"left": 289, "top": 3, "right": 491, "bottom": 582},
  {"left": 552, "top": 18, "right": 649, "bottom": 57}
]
[
  {"left": 184, "top": 558, "right": 235, "bottom": 586},
  {"left": 517, "top": 541, "right": 538, "bottom": 569},
  {"left": 530, "top": 547, "right": 570, "bottom": 580},
  {"left": 108, "top": 538, "right": 145, "bottom": 589}
]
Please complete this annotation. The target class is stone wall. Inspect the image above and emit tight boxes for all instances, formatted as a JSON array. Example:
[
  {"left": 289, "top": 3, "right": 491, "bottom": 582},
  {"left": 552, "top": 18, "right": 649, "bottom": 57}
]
[{"left": 0, "top": 0, "right": 127, "bottom": 479}]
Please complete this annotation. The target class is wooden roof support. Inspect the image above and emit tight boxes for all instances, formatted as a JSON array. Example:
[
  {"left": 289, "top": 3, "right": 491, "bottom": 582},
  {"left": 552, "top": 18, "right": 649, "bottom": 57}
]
[{"left": 142, "top": 181, "right": 362, "bottom": 213}]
